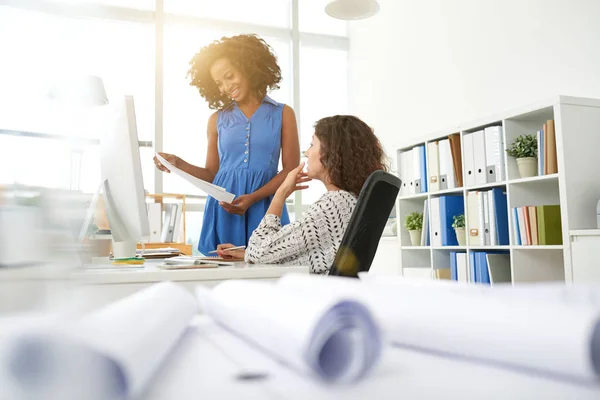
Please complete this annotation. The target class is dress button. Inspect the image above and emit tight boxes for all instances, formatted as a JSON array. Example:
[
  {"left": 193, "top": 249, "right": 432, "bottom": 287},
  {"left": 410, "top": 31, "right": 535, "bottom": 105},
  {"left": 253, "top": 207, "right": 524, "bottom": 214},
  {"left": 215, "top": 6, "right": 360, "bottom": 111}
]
[
  {"left": 244, "top": 159, "right": 248, "bottom": 163},
  {"left": 245, "top": 127, "right": 249, "bottom": 131},
  {"left": 245, "top": 142, "right": 249, "bottom": 146},
  {"left": 244, "top": 150, "right": 248, "bottom": 154},
  {"left": 245, "top": 135, "right": 249, "bottom": 138}
]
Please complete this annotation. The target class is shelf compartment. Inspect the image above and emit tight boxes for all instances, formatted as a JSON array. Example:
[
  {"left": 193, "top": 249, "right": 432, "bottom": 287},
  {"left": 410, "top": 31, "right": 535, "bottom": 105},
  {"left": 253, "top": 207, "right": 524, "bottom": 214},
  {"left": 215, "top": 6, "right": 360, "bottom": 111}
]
[
  {"left": 511, "top": 247, "right": 564, "bottom": 283},
  {"left": 508, "top": 178, "right": 560, "bottom": 209},
  {"left": 401, "top": 248, "right": 431, "bottom": 270}
]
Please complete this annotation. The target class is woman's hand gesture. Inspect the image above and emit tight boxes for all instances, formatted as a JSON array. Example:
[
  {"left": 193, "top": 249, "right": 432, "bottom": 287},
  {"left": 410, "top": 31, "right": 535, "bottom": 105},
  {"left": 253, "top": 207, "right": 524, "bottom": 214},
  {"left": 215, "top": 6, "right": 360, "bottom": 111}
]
[{"left": 276, "top": 162, "right": 312, "bottom": 198}]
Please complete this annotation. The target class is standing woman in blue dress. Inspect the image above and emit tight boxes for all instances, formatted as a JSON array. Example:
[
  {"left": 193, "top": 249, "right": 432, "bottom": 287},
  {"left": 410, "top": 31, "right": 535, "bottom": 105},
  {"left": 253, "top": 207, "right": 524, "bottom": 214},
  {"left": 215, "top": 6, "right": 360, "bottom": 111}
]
[{"left": 154, "top": 34, "right": 300, "bottom": 255}]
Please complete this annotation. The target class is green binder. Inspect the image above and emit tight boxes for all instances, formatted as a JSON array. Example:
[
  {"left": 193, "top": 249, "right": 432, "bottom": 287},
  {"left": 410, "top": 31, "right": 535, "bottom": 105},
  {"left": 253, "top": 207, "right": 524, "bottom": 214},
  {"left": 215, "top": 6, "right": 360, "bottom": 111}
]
[{"left": 536, "top": 205, "right": 562, "bottom": 245}]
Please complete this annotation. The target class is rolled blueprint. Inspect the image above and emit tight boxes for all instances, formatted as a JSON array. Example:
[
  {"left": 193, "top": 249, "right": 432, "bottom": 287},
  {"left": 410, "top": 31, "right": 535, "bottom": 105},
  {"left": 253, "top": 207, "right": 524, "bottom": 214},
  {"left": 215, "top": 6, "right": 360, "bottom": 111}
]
[
  {"left": 278, "top": 274, "right": 600, "bottom": 383},
  {"left": 2, "top": 281, "right": 197, "bottom": 400},
  {"left": 196, "top": 280, "right": 382, "bottom": 383}
]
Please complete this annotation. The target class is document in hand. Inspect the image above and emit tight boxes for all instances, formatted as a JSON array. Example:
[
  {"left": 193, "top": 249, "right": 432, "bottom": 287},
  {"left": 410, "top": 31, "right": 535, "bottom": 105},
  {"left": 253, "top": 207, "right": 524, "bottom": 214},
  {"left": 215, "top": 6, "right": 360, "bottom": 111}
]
[
  {"left": 155, "top": 153, "right": 235, "bottom": 203},
  {"left": 1, "top": 282, "right": 197, "bottom": 400},
  {"left": 277, "top": 274, "right": 600, "bottom": 383},
  {"left": 196, "top": 280, "right": 382, "bottom": 383}
]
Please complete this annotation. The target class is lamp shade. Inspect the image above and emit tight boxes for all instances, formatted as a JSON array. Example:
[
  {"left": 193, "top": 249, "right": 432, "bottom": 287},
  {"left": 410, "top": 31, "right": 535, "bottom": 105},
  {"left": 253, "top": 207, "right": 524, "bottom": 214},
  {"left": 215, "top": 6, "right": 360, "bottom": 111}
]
[
  {"left": 47, "top": 75, "right": 108, "bottom": 106},
  {"left": 325, "top": 0, "right": 380, "bottom": 20}
]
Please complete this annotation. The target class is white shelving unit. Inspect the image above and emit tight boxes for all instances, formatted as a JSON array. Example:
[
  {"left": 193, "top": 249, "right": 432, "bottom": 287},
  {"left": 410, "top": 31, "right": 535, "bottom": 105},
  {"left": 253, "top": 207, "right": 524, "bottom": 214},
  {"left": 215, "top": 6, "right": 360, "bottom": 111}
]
[{"left": 395, "top": 95, "right": 600, "bottom": 284}]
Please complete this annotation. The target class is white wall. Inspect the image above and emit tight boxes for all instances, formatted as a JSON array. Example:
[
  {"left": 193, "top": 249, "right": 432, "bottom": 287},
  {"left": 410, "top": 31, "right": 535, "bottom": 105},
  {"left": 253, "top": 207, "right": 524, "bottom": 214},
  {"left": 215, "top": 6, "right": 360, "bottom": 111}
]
[{"left": 348, "top": 0, "right": 600, "bottom": 159}]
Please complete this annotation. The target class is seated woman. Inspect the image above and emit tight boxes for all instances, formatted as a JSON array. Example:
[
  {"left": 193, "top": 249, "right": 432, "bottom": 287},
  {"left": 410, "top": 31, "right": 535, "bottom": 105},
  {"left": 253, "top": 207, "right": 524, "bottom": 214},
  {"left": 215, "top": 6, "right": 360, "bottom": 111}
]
[{"left": 217, "top": 115, "right": 387, "bottom": 274}]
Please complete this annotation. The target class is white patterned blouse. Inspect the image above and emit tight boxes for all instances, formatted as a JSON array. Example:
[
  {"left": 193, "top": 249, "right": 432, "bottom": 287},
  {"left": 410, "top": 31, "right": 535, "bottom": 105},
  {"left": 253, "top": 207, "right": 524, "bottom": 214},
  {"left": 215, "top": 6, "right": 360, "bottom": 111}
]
[{"left": 244, "top": 190, "right": 357, "bottom": 274}]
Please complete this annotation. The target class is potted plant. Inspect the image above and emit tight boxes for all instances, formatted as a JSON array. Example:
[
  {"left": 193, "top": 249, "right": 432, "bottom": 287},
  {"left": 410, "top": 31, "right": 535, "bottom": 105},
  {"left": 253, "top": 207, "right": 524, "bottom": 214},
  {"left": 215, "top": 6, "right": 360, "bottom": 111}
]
[
  {"left": 405, "top": 212, "right": 423, "bottom": 246},
  {"left": 452, "top": 214, "right": 466, "bottom": 246},
  {"left": 506, "top": 134, "right": 538, "bottom": 178}
]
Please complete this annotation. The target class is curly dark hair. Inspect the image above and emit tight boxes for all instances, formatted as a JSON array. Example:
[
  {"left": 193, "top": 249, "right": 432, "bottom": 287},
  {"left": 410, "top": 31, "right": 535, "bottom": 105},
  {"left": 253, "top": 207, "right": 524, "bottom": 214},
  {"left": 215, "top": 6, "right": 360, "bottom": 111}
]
[
  {"left": 314, "top": 115, "right": 388, "bottom": 196},
  {"left": 187, "top": 34, "right": 282, "bottom": 110}
]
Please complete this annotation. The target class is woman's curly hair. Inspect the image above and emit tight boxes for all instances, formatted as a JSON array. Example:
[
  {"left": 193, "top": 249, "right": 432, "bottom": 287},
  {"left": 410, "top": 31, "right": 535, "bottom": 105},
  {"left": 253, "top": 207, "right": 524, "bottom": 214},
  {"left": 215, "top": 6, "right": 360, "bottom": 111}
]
[
  {"left": 314, "top": 115, "right": 388, "bottom": 196},
  {"left": 187, "top": 34, "right": 282, "bottom": 110}
]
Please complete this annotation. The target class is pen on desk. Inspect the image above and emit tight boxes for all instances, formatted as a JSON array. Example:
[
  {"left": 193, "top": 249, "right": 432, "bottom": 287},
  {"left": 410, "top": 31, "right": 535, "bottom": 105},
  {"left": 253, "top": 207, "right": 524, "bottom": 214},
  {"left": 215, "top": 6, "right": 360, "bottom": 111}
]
[{"left": 208, "top": 245, "right": 246, "bottom": 254}]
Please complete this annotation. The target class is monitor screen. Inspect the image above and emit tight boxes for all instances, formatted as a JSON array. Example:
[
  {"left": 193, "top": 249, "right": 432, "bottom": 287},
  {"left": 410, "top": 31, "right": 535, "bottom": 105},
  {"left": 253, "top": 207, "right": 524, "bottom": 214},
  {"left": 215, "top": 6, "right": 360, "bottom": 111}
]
[{"left": 99, "top": 95, "right": 150, "bottom": 244}]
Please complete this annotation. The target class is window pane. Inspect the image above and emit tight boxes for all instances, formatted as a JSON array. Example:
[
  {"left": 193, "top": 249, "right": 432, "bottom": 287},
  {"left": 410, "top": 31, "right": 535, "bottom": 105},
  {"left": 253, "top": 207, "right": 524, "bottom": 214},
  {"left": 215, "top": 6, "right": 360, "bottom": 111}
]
[
  {"left": 299, "top": 44, "right": 348, "bottom": 204},
  {"left": 0, "top": 135, "right": 71, "bottom": 189},
  {"left": 0, "top": 7, "right": 155, "bottom": 141},
  {"left": 0, "top": 7, "right": 154, "bottom": 193},
  {"left": 162, "top": 24, "right": 292, "bottom": 195},
  {"left": 59, "top": 0, "right": 154, "bottom": 10},
  {"left": 299, "top": 0, "right": 347, "bottom": 36},
  {"left": 165, "top": 0, "right": 291, "bottom": 28}
]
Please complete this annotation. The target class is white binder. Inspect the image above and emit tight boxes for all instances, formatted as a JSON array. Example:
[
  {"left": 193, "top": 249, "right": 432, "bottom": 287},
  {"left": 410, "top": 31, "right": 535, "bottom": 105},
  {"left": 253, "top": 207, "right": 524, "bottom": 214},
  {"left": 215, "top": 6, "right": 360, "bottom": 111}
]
[
  {"left": 477, "top": 192, "right": 486, "bottom": 246},
  {"left": 463, "top": 133, "right": 475, "bottom": 187},
  {"left": 456, "top": 253, "right": 468, "bottom": 282},
  {"left": 427, "top": 141, "right": 440, "bottom": 192},
  {"left": 412, "top": 146, "right": 423, "bottom": 194},
  {"left": 146, "top": 203, "right": 162, "bottom": 242},
  {"left": 438, "top": 139, "right": 455, "bottom": 190},
  {"left": 484, "top": 126, "right": 505, "bottom": 183},
  {"left": 429, "top": 197, "right": 442, "bottom": 246},
  {"left": 420, "top": 199, "right": 429, "bottom": 246},
  {"left": 472, "top": 130, "right": 487, "bottom": 186},
  {"left": 405, "top": 149, "right": 414, "bottom": 195},
  {"left": 488, "top": 191, "right": 497, "bottom": 246},
  {"left": 399, "top": 151, "right": 408, "bottom": 196},
  {"left": 467, "top": 191, "right": 481, "bottom": 246},
  {"left": 482, "top": 191, "right": 490, "bottom": 246}
]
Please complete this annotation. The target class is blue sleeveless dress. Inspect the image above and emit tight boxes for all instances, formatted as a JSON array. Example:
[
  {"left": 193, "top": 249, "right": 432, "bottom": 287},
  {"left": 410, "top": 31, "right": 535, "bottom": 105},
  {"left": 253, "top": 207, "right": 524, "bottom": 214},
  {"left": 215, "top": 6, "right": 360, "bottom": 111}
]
[{"left": 198, "top": 96, "right": 290, "bottom": 255}]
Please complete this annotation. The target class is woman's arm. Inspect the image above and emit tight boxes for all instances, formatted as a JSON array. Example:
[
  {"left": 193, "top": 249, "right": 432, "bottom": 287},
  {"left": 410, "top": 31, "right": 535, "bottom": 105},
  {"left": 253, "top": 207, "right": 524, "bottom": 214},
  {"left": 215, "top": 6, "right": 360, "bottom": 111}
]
[
  {"left": 220, "top": 106, "right": 299, "bottom": 214},
  {"left": 155, "top": 112, "right": 220, "bottom": 183}
]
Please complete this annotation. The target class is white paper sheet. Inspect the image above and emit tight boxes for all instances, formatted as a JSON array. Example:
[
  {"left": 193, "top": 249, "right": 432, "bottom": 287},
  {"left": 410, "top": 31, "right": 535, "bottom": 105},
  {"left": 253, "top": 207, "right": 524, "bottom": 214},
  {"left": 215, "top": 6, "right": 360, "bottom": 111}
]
[
  {"left": 155, "top": 153, "right": 235, "bottom": 203},
  {"left": 196, "top": 280, "right": 382, "bottom": 383},
  {"left": 3, "top": 282, "right": 198, "bottom": 400},
  {"left": 278, "top": 274, "right": 600, "bottom": 382}
]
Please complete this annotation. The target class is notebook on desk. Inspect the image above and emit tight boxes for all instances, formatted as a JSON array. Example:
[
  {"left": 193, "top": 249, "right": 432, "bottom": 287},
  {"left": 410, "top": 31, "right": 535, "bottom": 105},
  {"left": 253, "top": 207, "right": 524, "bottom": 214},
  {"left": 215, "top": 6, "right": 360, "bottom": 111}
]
[{"left": 159, "top": 256, "right": 243, "bottom": 268}]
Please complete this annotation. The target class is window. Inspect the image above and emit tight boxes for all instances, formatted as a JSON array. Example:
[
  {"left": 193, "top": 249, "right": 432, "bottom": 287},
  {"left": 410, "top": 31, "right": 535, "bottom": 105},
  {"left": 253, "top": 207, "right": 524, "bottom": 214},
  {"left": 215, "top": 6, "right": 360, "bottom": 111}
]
[
  {"left": 165, "top": 0, "right": 291, "bottom": 28},
  {"left": 0, "top": 1, "right": 349, "bottom": 216},
  {"left": 299, "top": 44, "right": 349, "bottom": 203},
  {"left": 162, "top": 24, "right": 292, "bottom": 194},
  {"left": 0, "top": 6, "right": 154, "bottom": 191},
  {"left": 62, "top": 0, "right": 154, "bottom": 10},
  {"left": 299, "top": 0, "right": 347, "bottom": 36}
]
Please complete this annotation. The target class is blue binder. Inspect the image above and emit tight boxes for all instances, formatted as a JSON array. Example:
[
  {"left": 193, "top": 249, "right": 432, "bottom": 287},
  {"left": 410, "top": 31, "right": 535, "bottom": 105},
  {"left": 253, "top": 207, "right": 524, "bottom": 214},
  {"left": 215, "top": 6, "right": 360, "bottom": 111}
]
[
  {"left": 469, "top": 252, "right": 476, "bottom": 283},
  {"left": 419, "top": 145, "right": 428, "bottom": 193},
  {"left": 475, "top": 252, "right": 490, "bottom": 284},
  {"left": 513, "top": 208, "right": 521, "bottom": 245},
  {"left": 450, "top": 251, "right": 458, "bottom": 281},
  {"left": 491, "top": 188, "right": 509, "bottom": 245},
  {"left": 440, "top": 196, "right": 465, "bottom": 246}
]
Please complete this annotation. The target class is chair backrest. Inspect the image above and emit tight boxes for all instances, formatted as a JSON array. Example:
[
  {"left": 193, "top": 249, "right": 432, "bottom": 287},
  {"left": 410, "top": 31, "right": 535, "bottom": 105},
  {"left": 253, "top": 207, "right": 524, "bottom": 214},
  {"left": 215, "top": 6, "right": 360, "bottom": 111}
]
[{"left": 328, "top": 170, "right": 401, "bottom": 277}]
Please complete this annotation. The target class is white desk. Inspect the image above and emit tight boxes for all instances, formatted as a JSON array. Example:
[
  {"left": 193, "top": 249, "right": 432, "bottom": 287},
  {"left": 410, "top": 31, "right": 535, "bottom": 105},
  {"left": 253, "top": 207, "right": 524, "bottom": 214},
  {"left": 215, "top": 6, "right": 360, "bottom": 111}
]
[
  {"left": 68, "top": 261, "right": 309, "bottom": 311},
  {"left": 0, "top": 262, "right": 309, "bottom": 314},
  {"left": 142, "top": 317, "right": 600, "bottom": 399}
]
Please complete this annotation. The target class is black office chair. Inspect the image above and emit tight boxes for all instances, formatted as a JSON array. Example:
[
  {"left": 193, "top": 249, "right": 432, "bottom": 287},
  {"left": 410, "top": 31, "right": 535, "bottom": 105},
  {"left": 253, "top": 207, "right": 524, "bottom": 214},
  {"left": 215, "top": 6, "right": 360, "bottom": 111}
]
[{"left": 329, "top": 170, "right": 401, "bottom": 277}]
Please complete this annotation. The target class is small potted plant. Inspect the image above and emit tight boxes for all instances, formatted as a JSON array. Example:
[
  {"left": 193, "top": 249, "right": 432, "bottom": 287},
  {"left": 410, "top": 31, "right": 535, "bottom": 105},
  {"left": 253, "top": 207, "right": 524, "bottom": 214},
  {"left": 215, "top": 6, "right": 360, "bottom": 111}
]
[
  {"left": 452, "top": 214, "right": 466, "bottom": 246},
  {"left": 405, "top": 212, "right": 423, "bottom": 246},
  {"left": 506, "top": 134, "right": 537, "bottom": 178}
]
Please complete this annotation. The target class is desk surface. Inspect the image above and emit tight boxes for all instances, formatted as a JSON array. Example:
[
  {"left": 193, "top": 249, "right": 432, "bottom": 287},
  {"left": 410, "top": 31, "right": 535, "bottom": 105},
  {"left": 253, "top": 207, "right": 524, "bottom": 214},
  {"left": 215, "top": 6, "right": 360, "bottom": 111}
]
[
  {"left": 142, "top": 317, "right": 600, "bottom": 400},
  {"left": 73, "top": 261, "right": 309, "bottom": 285}
]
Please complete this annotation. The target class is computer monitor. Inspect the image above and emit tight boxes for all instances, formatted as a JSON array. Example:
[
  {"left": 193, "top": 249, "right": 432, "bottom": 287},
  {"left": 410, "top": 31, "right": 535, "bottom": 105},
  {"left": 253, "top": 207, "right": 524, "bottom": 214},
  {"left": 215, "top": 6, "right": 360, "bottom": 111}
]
[{"left": 99, "top": 95, "right": 150, "bottom": 255}]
